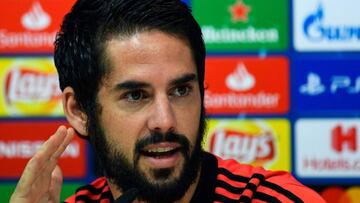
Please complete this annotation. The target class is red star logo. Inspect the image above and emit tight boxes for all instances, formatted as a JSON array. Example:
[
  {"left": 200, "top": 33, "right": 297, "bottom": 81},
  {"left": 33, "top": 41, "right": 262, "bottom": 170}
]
[{"left": 229, "top": 0, "right": 251, "bottom": 23}]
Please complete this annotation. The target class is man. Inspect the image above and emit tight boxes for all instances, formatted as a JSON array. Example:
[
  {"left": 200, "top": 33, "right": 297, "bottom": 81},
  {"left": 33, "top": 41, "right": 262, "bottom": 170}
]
[{"left": 10, "top": 0, "right": 325, "bottom": 202}]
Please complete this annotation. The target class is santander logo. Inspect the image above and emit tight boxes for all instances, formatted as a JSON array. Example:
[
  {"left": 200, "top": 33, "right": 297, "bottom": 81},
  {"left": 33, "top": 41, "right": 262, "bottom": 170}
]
[
  {"left": 21, "top": 1, "right": 51, "bottom": 31},
  {"left": 225, "top": 63, "right": 255, "bottom": 91},
  {"left": 5, "top": 68, "right": 61, "bottom": 104},
  {"left": 210, "top": 129, "right": 276, "bottom": 164}
]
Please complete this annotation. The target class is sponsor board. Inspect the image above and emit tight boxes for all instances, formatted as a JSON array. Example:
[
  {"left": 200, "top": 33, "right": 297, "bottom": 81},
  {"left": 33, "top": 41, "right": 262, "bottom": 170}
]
[
  {"left": 0, "top": 183, "right": 16, "bottom": 203},
  {"left": 293, "top": 59, "right": 360, "bottom": 112},
  {"left": 309, "top": 185, "right": 360, "bottom": 203},
  {"left": 192, "top": 0, "right": 288, "bottom": 51},
  {"left": 295, "top": 119, "right": 360, "bottom": 178},
  {"left": 204, "top": 57, "right": 289, "bottom": 114},
  {"left": 0, "top": 120, "right": 86, "bottom": 178},
  {"left": 0, "top": 0, "right": 74, "bottom": 53},
  {"left": 0, "top": 57, "right": 63, "bottom": 116},
  {"left": 205, "top": 118, "right": 290, "bottom": 171},
  {"left": 0, "top": 182, "right": 85, "bottom": 202},
  {"left": 293, "top": 0, "right": 360, "bottom": 51}
]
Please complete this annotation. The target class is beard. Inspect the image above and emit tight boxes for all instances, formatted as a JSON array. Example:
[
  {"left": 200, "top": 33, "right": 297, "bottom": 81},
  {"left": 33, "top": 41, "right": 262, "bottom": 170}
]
[{"left": 87, "top": 106, "right": 206, "bottom": 203}]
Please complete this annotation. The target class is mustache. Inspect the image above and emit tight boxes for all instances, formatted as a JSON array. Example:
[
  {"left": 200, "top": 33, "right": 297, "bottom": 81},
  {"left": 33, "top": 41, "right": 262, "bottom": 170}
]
[{"left": 134, "top": 131, "right": 190, "bottom": 156}]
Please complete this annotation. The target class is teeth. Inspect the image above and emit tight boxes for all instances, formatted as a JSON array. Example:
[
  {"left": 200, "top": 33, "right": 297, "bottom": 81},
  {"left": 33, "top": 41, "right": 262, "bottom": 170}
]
[{"left": 146, "top": 147, "right": 174, "bottom": 153}]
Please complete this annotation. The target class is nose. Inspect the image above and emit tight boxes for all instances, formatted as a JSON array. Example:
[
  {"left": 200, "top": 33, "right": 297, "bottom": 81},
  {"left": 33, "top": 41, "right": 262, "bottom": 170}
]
[{"left": 147, "top": 95, "right": 177, "bottom": 134}]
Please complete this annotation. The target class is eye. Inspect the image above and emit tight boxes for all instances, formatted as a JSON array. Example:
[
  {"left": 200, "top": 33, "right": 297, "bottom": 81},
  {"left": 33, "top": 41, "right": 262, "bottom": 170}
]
[
  {"left": 173, "top": 85, "right": 192, "bottom": 97},
  {"left": 123, "top": 90, "right": 146, "bottom": 102}
]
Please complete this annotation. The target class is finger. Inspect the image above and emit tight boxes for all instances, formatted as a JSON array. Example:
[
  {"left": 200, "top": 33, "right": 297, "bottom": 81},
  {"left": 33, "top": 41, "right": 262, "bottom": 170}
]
[
  {"left": 15, "top": 126, "right": 68, "bottom": 194},
  {"left": 33, "top": 162, "right": 60, "bottom": 203},
  {"left": 38, "top": 129, "right": 74, "bottom": 203},
  {"left": 37, "top": 126, "right": 69, "bottom": 165},
  {"left": 52, "top": 127, "right": 75, "bottom": 160},
  {"left": 32, "top": 128, "right": 74, "bottom": 193},
  {"left": 49, "top": 165, "right": 63, "bottom": 203},
  {"left": 32, "top": 156, "right": 59, "bottom": 195}
]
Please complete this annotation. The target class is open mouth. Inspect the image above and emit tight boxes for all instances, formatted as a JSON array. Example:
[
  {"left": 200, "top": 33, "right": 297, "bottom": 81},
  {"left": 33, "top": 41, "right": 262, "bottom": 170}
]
[
  {"left": 138, "top": 143, "right": 182, "bottom": 168},
  {"left": 141, "top": 147, "right": 180, "bottom": 158}
]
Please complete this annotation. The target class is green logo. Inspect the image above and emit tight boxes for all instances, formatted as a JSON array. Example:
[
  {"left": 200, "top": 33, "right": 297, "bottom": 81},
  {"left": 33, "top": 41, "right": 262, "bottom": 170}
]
[{"left": 192, "top": 0, "right": 288, "bottom": 51}]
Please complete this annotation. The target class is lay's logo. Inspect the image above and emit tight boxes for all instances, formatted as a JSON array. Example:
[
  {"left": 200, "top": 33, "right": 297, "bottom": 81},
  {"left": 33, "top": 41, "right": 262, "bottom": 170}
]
[
  {"left": 205, "top": 119, "right": 291, "bottom": 171},
  {"left": 210, "top": 129, "right": 276, "bottom": 164},
  {"left": 5, "top": 68, "right": 61, "bottom": 104},
  {"left": 0, "top": 58, "right": 64, "bottom": 116}
]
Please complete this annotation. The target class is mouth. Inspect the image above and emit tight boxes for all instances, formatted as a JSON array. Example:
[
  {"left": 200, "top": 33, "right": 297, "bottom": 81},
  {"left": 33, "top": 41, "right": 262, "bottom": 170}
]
[
  {"left": 141, "top": 146, "right": 179, "bottom": 157},
  {"left": 139, "top": 142, "right": 182, "bottom": 168}
]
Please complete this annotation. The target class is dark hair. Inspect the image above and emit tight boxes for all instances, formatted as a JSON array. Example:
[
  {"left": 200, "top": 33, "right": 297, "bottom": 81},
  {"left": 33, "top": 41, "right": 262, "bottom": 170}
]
[{"left": 54, "top": 0, "right": 206, "bottom": 131}]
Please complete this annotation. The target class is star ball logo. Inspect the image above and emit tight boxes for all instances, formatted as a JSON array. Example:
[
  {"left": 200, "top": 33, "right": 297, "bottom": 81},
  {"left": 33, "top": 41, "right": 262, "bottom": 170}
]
[{"left": 192, "top": 0, "right": 288, "bottom": 51}]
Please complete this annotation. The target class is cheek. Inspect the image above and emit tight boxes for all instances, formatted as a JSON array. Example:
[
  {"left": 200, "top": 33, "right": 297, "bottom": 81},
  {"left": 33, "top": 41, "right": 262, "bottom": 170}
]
[
  {"left": 176, "top": 100, "right": 201, "bottom": 143},
  {"left": 100, "top": 109, "right": 144, "bottom": 159}
]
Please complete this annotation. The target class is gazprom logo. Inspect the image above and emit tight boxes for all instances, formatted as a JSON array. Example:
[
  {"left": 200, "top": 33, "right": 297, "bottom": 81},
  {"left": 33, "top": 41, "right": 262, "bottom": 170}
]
[
  {"left": 294, "top": 0, "right": 360, "bottom": 51},
  {"left": 303, "top": 4, "right": 360, "bottom": 42}
]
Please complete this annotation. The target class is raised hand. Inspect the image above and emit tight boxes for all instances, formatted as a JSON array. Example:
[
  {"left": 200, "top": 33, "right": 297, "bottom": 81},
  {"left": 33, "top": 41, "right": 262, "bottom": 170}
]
[{"left": 10, "top": 126, "right": 75, "bottom": 203}]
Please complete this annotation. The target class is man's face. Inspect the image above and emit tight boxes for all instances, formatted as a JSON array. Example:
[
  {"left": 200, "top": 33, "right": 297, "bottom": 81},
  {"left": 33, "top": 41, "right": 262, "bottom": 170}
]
[{"left": 89, "top": 30, "right": 203, "bottom": 202}]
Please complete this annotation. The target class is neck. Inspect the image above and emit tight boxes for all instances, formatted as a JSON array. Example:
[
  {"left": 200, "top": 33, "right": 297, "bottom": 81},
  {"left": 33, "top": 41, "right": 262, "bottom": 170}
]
[{"left": 107, "top": 168, "right": 201, "bottom": 203}]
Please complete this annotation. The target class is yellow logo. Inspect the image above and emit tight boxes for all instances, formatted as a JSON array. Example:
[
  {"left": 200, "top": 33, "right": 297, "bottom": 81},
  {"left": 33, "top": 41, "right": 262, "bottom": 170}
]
[
  {"left": 205, "top": 119, "right": 291, "bottom": 171},
  {"left": 0, "top": 58, "right": 63, "bottom": 116}
]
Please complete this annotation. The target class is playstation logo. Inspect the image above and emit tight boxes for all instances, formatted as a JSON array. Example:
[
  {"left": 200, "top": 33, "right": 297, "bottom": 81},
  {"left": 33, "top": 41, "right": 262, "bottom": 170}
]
[{"left": 299, "top": 72, "right": 325, "bottom": 95}]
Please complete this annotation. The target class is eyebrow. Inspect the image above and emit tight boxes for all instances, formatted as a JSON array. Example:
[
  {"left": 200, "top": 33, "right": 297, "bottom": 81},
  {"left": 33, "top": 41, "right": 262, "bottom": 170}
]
[
  {"left": 169, "top": 73, "right": 198, "bottom": 87},
  {"left": 112, "top": 81, "right": 150, "bottom": 92},
  {"left": 112, "top": 73, "right": 198, "bottom": 92}
]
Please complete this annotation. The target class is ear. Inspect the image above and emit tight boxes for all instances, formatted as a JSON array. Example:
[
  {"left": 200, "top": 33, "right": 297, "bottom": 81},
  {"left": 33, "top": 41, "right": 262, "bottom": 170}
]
[{"left": 62, "top": 87, "right": 88, "bottom": 136}]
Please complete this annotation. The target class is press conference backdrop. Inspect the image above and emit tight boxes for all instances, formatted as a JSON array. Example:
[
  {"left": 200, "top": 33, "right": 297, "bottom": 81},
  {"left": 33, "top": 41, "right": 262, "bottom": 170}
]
[{"left": 0, "top": 0, "right": 359, "bottom": 202}]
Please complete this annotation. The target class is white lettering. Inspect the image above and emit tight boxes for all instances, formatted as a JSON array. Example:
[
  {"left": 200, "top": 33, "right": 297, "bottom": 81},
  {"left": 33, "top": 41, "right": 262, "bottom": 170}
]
[
  {"left": 205, "top": 91, "right": 280, "bottom": 109},
  {"left": 202, "top": 26, "right": 279, "bottom": 44},
  {"left": 212, "top": 130, "right": 274, "bottom": 163},
  {"left": 331, "top": 76, "right": 351, "bottom": 93},
  {"left": 349, "top": 77, "right": 360, "bottom": 93},
  {"left": 0, "top": 29, "right": 56, "bottom": 48},
  {"left": 330, "top": 76, "right": 360, "bottom": 94},
  {"left": 304, "top": 5, "right": 360, "bottom": 42},
  {"left": 7, "top": 69, "right": 61, "bottom": 104},
  {"left": 0, "top": 141, "right": 80, "bottom": 158},
  {"left": 213, "top": 130, "right": 225, "bottom": 156}
]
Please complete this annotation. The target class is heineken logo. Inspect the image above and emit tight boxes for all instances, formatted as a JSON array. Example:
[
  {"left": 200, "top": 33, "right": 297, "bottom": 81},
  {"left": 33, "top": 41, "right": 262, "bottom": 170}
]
[{"left": 193, "top": 0, "right": 288, "bottom": 51}]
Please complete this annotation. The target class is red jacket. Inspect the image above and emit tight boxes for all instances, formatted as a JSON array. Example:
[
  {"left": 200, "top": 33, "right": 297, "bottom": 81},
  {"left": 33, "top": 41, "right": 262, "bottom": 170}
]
[{"left": 65, "top": 152, "right": 325, "bottom": 202}]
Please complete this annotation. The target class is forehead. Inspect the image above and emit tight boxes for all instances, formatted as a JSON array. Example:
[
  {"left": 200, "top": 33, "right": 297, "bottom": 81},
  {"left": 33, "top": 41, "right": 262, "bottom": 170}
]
[{"left": 102, "top": 30, "right": 197, "bottom": 85}]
